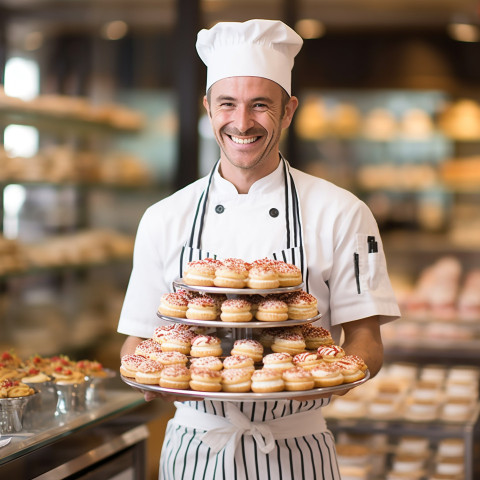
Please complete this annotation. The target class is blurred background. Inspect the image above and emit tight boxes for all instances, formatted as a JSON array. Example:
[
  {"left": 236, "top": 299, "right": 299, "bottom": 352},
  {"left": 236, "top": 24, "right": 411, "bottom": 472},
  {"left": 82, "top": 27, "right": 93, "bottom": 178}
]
[{"left": 1, "top": 1, "right": 480, "bottom": 478}]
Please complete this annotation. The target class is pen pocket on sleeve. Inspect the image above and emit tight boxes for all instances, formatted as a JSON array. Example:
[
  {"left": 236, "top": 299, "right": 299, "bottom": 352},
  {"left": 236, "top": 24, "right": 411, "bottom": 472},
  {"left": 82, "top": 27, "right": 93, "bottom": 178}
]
[{"left": 355, "top": 233, "right": 386, "bottom": 293}]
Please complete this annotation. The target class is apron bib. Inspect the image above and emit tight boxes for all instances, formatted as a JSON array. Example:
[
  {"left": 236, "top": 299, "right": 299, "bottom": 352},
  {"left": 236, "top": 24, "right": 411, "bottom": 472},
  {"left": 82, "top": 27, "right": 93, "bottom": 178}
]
[{"left": 179, "top": 156, "right": 310, "bottom": 291}]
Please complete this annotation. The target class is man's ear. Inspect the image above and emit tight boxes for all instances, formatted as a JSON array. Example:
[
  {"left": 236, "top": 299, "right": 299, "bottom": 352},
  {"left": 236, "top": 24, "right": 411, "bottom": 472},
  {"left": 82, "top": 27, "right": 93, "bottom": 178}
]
[
  {"left": 282, "top": 96, "right": 299, "bottom": 129},
  {"left": 203, "top": 95, "right": 211, "bottom": 117}
]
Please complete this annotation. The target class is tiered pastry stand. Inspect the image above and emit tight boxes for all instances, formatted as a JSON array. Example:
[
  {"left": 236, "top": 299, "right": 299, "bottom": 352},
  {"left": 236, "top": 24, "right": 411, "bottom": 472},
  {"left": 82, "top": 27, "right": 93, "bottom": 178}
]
[{"left": 121, "top": 279, "right": 369, "bottom": 400}]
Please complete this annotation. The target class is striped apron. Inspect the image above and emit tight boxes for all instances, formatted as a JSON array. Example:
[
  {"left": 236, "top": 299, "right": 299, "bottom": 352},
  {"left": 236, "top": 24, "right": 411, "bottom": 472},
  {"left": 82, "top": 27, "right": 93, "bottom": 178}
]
[{"left": 160, "top": 157, "right": 341, "bottom": 480}]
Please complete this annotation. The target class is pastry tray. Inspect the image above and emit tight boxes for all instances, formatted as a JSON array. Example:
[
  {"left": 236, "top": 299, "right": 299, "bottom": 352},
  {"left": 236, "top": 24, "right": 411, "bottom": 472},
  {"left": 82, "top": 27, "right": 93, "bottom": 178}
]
[
  {"left": 173, "top": 278, "right": 305, "bottom": 296},
  {"left": 157, "top": 312, "right": 322, "bottom": 329},
  {"left": 121, "top": 370, "right": 369, "bottom": 402}
]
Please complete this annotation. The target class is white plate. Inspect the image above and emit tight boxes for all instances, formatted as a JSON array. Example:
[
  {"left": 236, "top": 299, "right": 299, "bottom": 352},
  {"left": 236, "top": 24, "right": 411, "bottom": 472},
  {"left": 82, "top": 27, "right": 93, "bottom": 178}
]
[
  {"left": 156, "top": 312, "right": 322, "bottom": 329},
  {"left": 173, "top": 278, "right": 305, "bottom": 295},
  {"left": 121, "top": 371, "right": 369, "bottom": 402}
]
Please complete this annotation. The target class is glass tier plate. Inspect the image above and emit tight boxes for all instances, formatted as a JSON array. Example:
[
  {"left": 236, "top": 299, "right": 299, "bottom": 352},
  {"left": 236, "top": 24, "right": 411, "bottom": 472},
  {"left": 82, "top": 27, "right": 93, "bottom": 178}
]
[
  {"left": 121, "top": 370, "right": 369, "bottom": 402},
  {"left": 173, "top": 278, "right": 305, "bottom": 295},
  {"left": 157, "top": 312, "right": 322, "bottom": 328}
]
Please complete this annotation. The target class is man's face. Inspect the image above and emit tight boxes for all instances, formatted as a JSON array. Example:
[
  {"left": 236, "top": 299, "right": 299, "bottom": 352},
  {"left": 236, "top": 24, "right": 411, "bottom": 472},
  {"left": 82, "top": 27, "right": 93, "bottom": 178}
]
[{"left": 204, "top": 76, "right": 297, "bottom": 172}]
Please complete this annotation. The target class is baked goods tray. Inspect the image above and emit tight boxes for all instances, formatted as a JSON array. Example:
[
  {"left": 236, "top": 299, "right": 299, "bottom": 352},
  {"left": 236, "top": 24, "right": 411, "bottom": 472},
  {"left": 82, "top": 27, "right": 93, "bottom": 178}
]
[
  {"left": 121, "top": 370, "right": 369, "bottom": 402},
  {"left": 173, "top": 278, "right": 305, "bottom": 295},
  {"left": 157, "top": 312, "right": 322, "bottom": 328}
]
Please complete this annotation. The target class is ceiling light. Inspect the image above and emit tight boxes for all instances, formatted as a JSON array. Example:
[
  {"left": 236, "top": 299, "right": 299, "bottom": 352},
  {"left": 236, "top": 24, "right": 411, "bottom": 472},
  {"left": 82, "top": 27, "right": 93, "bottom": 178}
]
[
  {"left": 101, "top": 20, "right": 129, "bottom": 41},
  {"left": 295, "top": 19, "right": 325, "bottom": 40},
  {"left": 447, "top": 22, "right": 480, "bottom": 42}
]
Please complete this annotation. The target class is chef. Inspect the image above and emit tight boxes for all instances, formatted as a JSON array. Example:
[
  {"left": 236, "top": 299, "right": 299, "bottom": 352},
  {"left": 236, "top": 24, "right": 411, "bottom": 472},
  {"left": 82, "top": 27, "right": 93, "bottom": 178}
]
[{"left": 118, "top": 19, "right": 400, "bottom": 480}]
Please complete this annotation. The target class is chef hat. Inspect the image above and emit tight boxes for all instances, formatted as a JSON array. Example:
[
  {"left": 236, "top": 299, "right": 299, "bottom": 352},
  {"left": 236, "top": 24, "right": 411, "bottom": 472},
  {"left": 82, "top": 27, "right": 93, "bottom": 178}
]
[{"left": 196, "top": 19, "right": 303, "bottom": 95}]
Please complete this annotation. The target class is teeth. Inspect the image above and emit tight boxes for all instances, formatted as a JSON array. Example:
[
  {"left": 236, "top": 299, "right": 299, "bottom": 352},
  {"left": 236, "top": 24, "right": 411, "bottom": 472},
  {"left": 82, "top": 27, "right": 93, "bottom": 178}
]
[{"left": 231, "top": 136, "right": 258, "bottom": 144}]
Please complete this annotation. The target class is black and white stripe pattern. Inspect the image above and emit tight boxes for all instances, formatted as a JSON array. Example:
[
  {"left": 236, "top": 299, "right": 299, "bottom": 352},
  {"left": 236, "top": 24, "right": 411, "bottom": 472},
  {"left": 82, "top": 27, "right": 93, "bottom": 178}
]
[{"left": 160, "top": 400, "right": 340, "bottom": 480}]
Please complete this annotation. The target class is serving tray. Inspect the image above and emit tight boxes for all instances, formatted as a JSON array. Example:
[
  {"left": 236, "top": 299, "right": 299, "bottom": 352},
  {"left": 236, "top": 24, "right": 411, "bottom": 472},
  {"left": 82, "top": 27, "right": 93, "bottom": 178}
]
[
  {"left": 173, "top": 278, "right": 305, "bottom": 296},
  {"left": 157, "top": 312, "right": 322, "bottom": 329},
  {"left": 121, "top": 370, "right": 369, "bottom": 402}
]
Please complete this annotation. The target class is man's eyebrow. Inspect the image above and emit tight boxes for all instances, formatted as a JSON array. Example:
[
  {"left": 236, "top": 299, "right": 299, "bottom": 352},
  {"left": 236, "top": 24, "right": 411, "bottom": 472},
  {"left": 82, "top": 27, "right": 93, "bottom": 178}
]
[{"left": 214, "top": 95, "right": 274, "bottom": 103}]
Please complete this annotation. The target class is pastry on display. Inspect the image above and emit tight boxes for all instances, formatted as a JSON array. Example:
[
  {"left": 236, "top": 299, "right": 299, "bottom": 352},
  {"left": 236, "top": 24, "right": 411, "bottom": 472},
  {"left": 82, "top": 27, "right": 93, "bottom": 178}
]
[
  {"left": 284, "top": 291, "right": 318, "bottom": 319},
  {"left": 155, "top": 351, "right": 189, "bottom": 367},
  {"left": 230, "top": 339, "right": 264, "bottom": 363},
  {"left": 223, "top": 355, "right": 255, "bottom": 373},
  {"left": 183, "top": 260, "right": 217, "bottom": 286},
  {"left": 120, "top": 354, "right": 147, "bottom": 378},
  {"left": 190, "top": 367, "right": 222, "bottom": 392},
  {"left": 301, "top": 325, "right": 333, "bottom": 349},
  {"left": 135, "top": 339, "right": 164, "bottom": 360},
  {"left": 189, "top": 335, "right": 223, "bottom": 358},
  {"left": 158, "top": 292, "right": 189, "bottom": 318},
  {"left": 221, "top": 368, "right": 253, "bottom": 393},
  {"left": 292, "top": 352, "right": 323, "bottom": 371},
  {"left": 282, "top": 367, "right": 314, "bottom": 391},
  {"left": 160, "top": 331, "right": 192, "bottom": 355},
  {"left": 262, "top": 352, "right": 294, "bottom": 372},
  {"left": 255, "top": 299, "right": 289, "bottom": 322},
  {"left": 214, "top": 258, "right": 249, "bottom": 288},
  {"left": 317, "top": 345, "right": 345, "bottom": 363},
  {"left": 311, "top": 363, "right": 344, "bottom": 387},
  {"left": 247, "top": 263, "right": 280, "bottom": 289},
  {"left": 220, "top": 298, "right": 253, "bottom": 322},
  {"left": 160, "top": 365, "right": 191, "bottom": 390},
  {"left": 270, "top": 332, "right": 306, "bottom": 356},
  {"left": 190, "top": 356, "right": 223, "bottom": 371},
  {"left": 51, "top": 366, "right": 86, "bottom": 385},
  {"left": 135, "top": 359, "right": 164, "bottom": 385},
  {"left": 186, "top": 296, "right": 218, "bottom": 321},
  {"left": 0, "top": 379, "right": 36, "bottom": 398},
  {"left": 251, "top": 369, "right": 284, "bottom": 393}
]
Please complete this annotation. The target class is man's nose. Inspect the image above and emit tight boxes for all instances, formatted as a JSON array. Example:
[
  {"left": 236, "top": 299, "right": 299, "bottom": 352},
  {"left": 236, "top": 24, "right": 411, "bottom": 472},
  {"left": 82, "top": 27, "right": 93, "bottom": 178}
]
[{"left": 233, "top": 105, "right": 254, "bottom": 133}]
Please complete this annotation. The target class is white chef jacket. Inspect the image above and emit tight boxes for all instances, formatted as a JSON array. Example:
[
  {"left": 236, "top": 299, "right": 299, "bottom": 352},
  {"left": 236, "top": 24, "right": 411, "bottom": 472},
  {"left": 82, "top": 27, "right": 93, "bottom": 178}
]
[{"left": 118, "top": 158, "right": 400, "bottom": 343}]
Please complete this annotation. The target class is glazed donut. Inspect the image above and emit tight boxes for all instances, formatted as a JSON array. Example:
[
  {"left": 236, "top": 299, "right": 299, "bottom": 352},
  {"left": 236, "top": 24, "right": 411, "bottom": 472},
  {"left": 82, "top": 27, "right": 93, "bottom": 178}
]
[
  {"left": 157, "top": 292, "right": 189, "bottom": 318},
  {"left": 135, "top": 359, "right": 163, "bottom": 385},
  {"left": 214, "top": 258, "right": 249, "bottom": 288},
  {"left": 120, "top": 354, "right": 146, "bottom": 378},
  {"left": 262, "top": 352, "right": 294, "bottom": 372},
  {"left": 160, "top": 331, "right": 192, "bottom": 355},
  {"left": 301, "top": 325, "right": 334, "bottom": 350},
  {"left": 230, "top": 339, "right": 264, "bottom": 363},
  {"left": 274, "top": 261, "right": 303, "bottom": 287},
  {"left": 134, "top": 339, "right": 163, "bottom": 360},
  {"left": 282, "top": 367, "right": 315, "bottom": 391},
  {"left": 284, "top": 291, "right": 318, "bottom": 320},
  {"left": 222, "top": 355, "right": 255, "bottom": 373},
  {"left": 221, "top": 368, "right": 253, "bottom": 393},
  {"left": 183, "top": 260, "right": 216, "bottom": 286},
  {"left": 220, "top": 299, "right": 252, "bottom": 322},
  {"left": 190, "top": 335, "right": 223, "bottom": 358},
  {"left": 156, "top": 351, "right": 189, "bottom": 367},
  {"left": 271, "top": 332, "right": 306, "bottom": 356},
  {"left": 190, "top": 356, "right": 223, "bottom": 371},
  {"left": 255, "top": 299, "right": 289, "bottom": 322},
  {"left": 292, "top": 352, "right": 324, "bottom": 371},
  {"left": 251, "top": 369, "right": 284, "bottom": 393},
  {"left": 160, "top": 365, "right": 191, "bottom": 390},
  {"left": 189, "top": 367, "right": 222, "bottom": 392},
  {"left": 310, "top": 363, "right": 344, "bottom": 387},
  {"left": 247, "top": 263, "right": 280, "bottom": 289},
  {"left": 317, "top": 345, "right": 345, "bottom": 363},
  {"left": 186, "top": 295, "right": 218, "bottom": 321},
  {"left": 341, "top": 355, "right": 368, "bottom": 372},
  {"left": 336, "top": 359, "right": 366, "bottom": 383}
]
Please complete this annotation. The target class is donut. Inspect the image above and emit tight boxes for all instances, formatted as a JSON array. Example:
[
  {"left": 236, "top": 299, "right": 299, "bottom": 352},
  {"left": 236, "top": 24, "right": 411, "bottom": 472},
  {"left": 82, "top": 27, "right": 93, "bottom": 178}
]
[
  {"left": 190, "top": 367, "right": 222, "bottom": 392},
  {"left": 190, "top": 335, "right": 223, "bottom": 358},
  {"left": 310, "top": 363, "right": 344, "bottom": 387},
  {"left": 230, "top": 339, "right": 264, "bottom": 363},
  {"left": 336, "top": 359, "right": 366, "bottom": 383},
  {"left": 157, "top": 292, "right": 189, "bottom": 318},
  {"left": 190, "top": 356, "right": 223, "bottom": 371},
  {"left": 271, "top": 332, "right": 306, "bottom": 356},
  {"left": 255, "top": 299, "right": 288, "bottom": 322},
  {"left": 284, "top": 291, "right": 318, "bottom": 320},
  {"left": 152, "top": 324, "right": 192, "bottom": 345},
  {"left": 251, "top": 369, "right": 284, "bottom": 393},
  {"left": 301, "top": 325, "right": 334, "bottom": 350},
  {"left": 292, "top": 352, "right": 324, "bottom": 371},
  {"left": 214, "top": 258, "right": 249, "bottom": 288},
  {"left": 341, "top": 355, "right": 368, "bottom": 372},
  {"left": 316, "top": 345, "right": 345, "bottom": 363},
  {"left": 221, "top": 368, "right": 253, "bottom": 393},
  {"left": 160, "top": 365, "right": 191, "bottom": 390},
  {"left": 183, "top": 260, "right": 216, "bottom": 286},
  {"left": 255, "top": 327, "right": 284, "bottom": 348},
  {"left": 134, "top": 339, "right": 163, "bottom": 359},
  {"left": 120, "top": 354, "right": 146, "bottom": 378},
  {"left": 160, "top": 331, "right": 192, "bottom": 355},
  {"left": 220, "top": 299, "right": 252, "bottom": 322},
  {"left": 222, "top": 355, "right": 255, "bottom": 373},
  {"left": 274, "top": 261, "right": 303, "bottom": 287},
  {"left": 247, "top": 263, "right": 280, "bottom": 289},
  {"left": 262, "top": 352, "right": 294, "bottom": 372},
  {"left": 186, "top": 295, "right": 218, "bottom": 321},
  {"left": 135, "top": 359, "right": 163, "bottom": 385},
  {"left": 156, "top": 351, "right": 189, "bottom": 367},
  {"left": 244, "top": 294, "right": 262, "bottom": 315},
  {"left": 282, "top": 367, "right": 315, "bottom": 391}
]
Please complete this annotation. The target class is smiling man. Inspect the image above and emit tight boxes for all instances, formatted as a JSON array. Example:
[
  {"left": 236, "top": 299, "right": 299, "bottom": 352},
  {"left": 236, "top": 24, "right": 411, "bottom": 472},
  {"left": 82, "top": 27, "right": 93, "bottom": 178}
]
[{"left": 118, "top": 19, "right": 400, "bottom": 480}]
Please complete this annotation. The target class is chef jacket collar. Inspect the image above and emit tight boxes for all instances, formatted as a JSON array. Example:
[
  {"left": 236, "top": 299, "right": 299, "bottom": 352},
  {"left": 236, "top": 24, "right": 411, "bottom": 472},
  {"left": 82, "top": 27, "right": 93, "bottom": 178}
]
[{"left": 212, "top": 158, "right": 285, "bottom": 198}]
